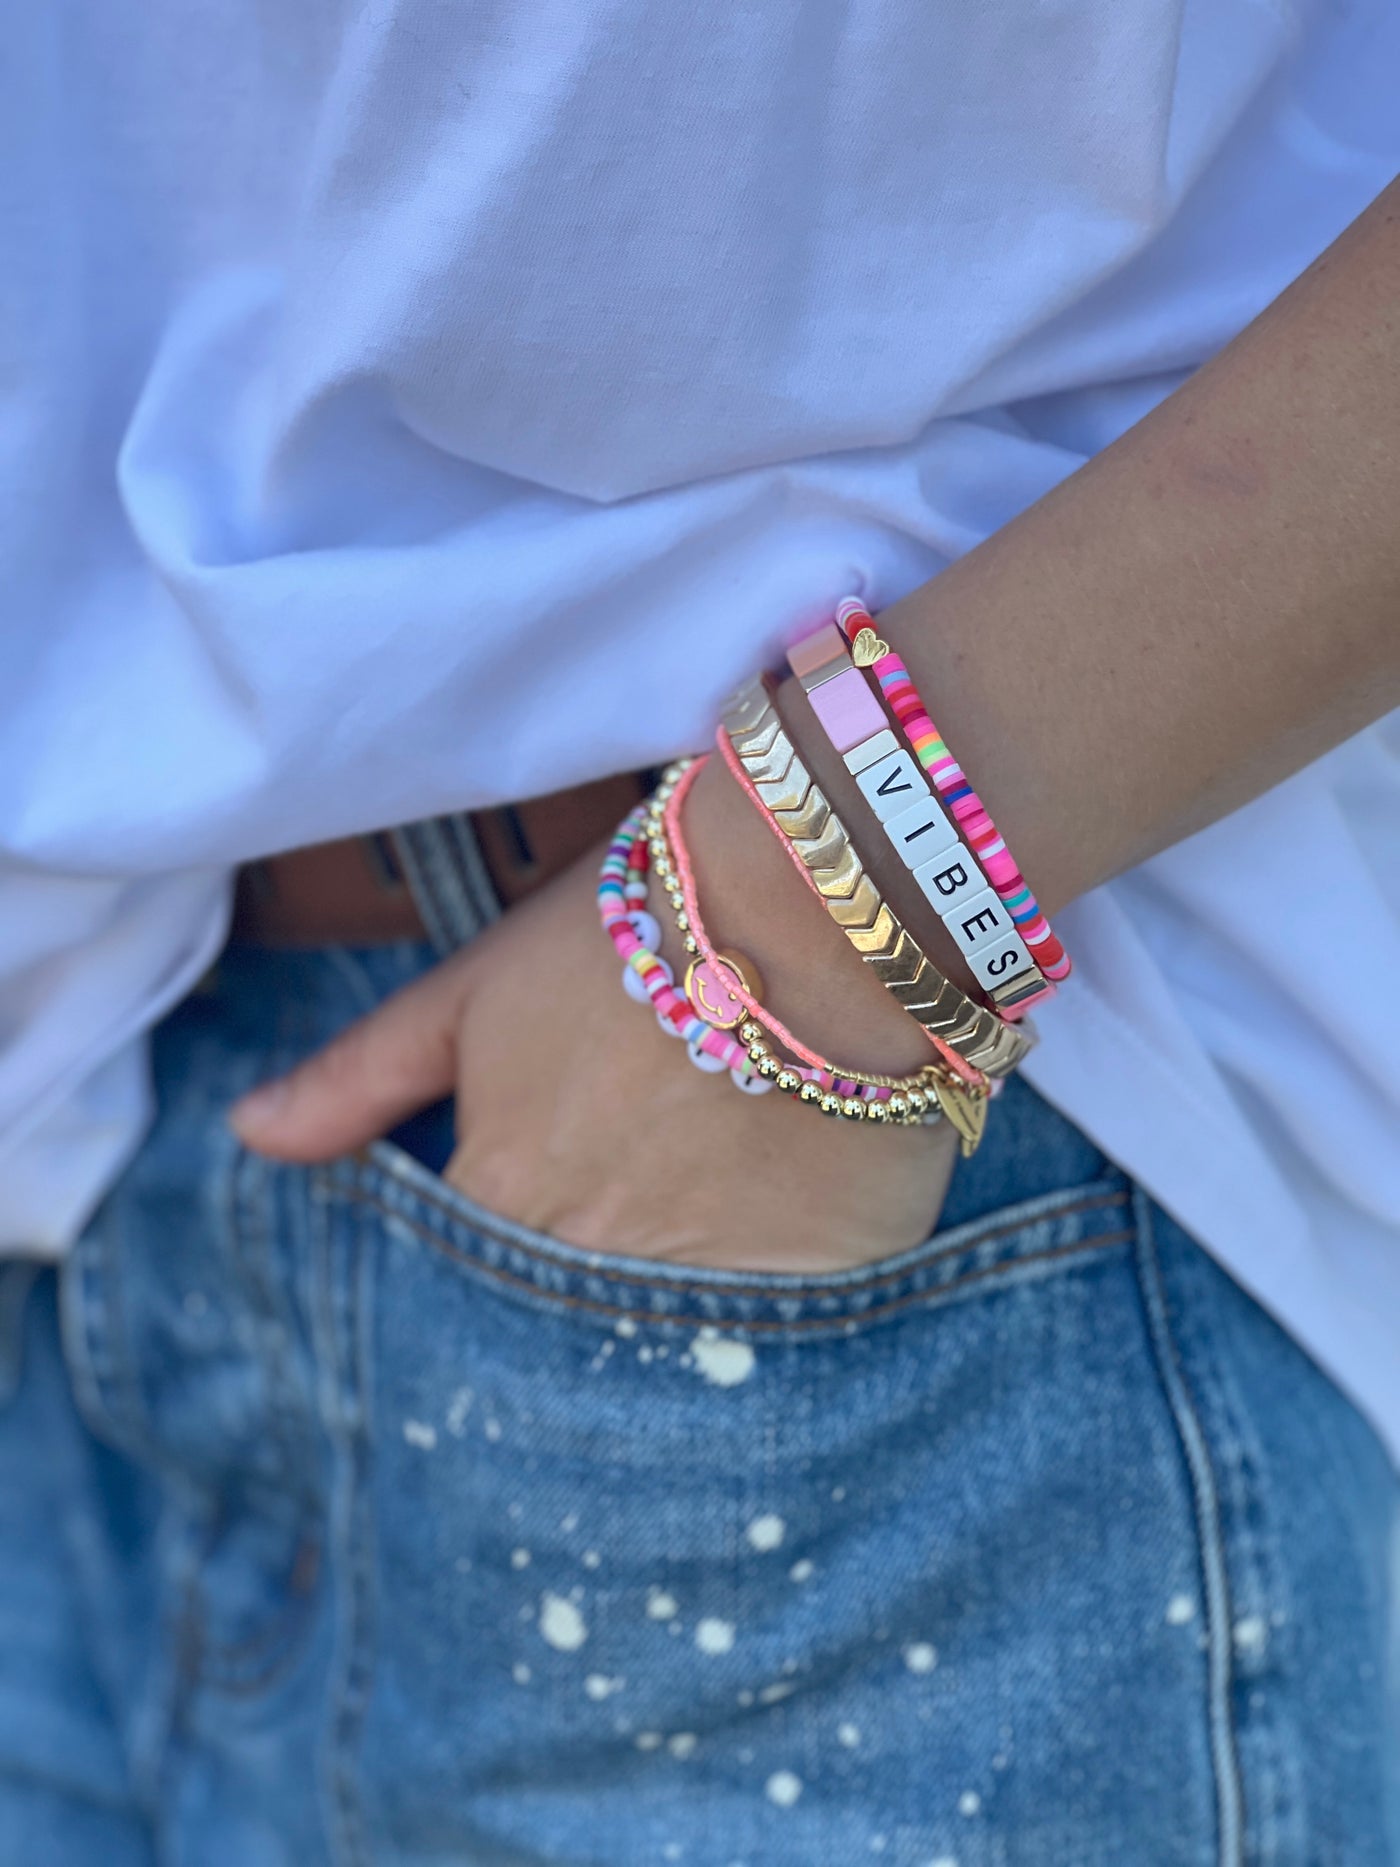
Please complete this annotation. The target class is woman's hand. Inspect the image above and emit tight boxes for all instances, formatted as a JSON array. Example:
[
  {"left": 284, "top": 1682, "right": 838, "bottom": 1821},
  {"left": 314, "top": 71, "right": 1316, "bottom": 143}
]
[{"left": 230, "top": 800, "right": 960, "bottom": 1275}]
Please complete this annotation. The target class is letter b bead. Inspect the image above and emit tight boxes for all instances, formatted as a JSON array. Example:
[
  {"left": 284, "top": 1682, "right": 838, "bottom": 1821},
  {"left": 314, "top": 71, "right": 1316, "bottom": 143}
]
[{"left": 913, "top": 848, "right": 984, "bottom": 916}]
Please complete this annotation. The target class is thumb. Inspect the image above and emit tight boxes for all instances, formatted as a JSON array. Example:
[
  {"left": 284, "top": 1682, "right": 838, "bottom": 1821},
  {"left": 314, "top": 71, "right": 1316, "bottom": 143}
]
[{"left": 229, "top": 953, "right": 473, "bottom": 1162}]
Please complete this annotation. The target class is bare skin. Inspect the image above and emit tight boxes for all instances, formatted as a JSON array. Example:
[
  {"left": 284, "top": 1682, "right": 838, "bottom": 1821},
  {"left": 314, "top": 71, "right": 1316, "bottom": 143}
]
[{"left": 232, "top": 178, "right": 1400, "bottom": 1272}]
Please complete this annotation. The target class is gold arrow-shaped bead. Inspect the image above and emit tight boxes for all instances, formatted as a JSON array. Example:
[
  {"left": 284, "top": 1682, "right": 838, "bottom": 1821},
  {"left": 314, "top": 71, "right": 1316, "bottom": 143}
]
[
  {"left": 757, "top": 764, "right": 812, "bottom": 815},
  {"left": 866, "top": 929, "right": 926, "bottom": 988},
  {"left": 772, "top": 786, "right": 829, "bottom": 842},
  {"left": 824, "top": 876, "right": 883, "bottom": 929},
  {"left": 787, "top": 809, "right": 843, "bottom": 868},
  {"left": 722, "top": 681, "right": 770, "bottom": 737},
  {"left": 847, "top": 903, "right": 900, "bottom": 956},
  {"left": 812, "top": 844, "right": 865, "bottom": 902},
  {"left": 733, "top": 712, "right": 782, "bottom": 760}
]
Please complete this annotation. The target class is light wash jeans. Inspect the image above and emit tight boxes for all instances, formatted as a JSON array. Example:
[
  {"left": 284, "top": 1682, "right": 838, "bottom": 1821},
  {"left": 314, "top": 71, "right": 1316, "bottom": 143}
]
[{"left": 0, "top": 930, "right": 1394, "bottom": 1864}]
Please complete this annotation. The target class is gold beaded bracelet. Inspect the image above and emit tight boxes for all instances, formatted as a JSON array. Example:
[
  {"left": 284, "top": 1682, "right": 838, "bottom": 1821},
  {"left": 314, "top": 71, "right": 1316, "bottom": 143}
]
[{"left": 644, "top": 786, "right": 950, "bottom": 1127}]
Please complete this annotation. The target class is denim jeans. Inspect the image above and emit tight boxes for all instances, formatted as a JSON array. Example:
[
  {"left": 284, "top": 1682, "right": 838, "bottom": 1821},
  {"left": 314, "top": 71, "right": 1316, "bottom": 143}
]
[{"left": 0, "top": 934, "right": 1394, "bottom": 1866}]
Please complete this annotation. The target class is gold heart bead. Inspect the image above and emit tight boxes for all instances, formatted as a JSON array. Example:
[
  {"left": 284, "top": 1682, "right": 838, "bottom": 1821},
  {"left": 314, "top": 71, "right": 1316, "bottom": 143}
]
[
  {"left": 851, "top": 627, "right": 890, "bottom": 668},
  {"left": 930, "top": 1077, "right": 989, "bottom": 1156}
]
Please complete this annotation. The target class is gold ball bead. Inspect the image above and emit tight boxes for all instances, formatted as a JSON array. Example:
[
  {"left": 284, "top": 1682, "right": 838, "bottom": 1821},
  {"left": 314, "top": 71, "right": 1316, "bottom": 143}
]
[
  {"left": 775, "top": 1069, "right": 801, "bottom": 1094},
  {"left": 905, "top": 1089, "right": 928, "bottom": 1117},
  {"left": 739, "top": 1020, "right": 764, "bottom": 1045},
  {"left": 799, "top": 1081, "right": 824, "bottom": 1104},
  {"left": 820, "top": 1093, "right": 844, "bottom": 1117},
  {"left": 867, "top": 1099, "right": 890, "bottom": 1123},
  {"left": 887, "top": 1094, "right": 909, "bottom": 1120},
  {"left": 841, "top": 1096, "right": 867, "bottom": 1121},
  {"left": 674, "top": 912, "right": 688, "bottom": 931},
  {"left": 683, "top": 935, "right": 701, "bottom": 956},
  {"left": 667, "top": 888, "right": 685, "bottom": 909},
  {"left": 756, "top": 1056, "right": 782, "bottom": 1080},
  {"left": 746, "top": 1039, "right": 769, "bottom": 1063}
]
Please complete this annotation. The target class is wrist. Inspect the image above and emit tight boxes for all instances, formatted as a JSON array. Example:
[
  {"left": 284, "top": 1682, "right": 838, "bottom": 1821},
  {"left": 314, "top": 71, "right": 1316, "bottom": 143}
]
[
  {"left": 673, "top": 741, "right": 936, "bottom": 1077},
  {"left": 674, "top": 676, "right": 1008, "bottom": 1080}
]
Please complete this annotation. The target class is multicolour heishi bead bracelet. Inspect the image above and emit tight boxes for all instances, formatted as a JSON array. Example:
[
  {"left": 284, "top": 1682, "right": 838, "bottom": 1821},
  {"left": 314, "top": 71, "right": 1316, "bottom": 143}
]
[
  {"left": 834, "top": 597, "right": 1072, "bottom": 989},
  {"left": 598, "top": 772, "right": 944, "bottom": 1125},
  {"left": 597, "top": 787, "right": 762, "bottom": 1091}
]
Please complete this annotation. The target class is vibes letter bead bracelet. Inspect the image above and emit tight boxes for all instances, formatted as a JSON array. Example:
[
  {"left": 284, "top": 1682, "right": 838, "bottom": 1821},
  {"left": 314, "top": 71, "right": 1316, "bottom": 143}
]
[
  {"left": 787, "top": 617, "right": 1049, "bottom": 1013},
  {"left": 832, "top": 597, "right": 1072, "bottom": 998}
]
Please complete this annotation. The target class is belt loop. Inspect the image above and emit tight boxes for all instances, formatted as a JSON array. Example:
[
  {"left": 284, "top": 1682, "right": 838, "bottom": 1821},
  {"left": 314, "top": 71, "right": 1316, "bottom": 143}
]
[{"left": 389, "top": 814, "right": 503, "bottom": 956}]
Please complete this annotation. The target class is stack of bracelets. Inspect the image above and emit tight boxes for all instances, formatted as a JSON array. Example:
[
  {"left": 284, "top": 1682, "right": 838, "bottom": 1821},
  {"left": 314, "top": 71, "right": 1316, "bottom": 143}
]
[{"left": 596, "top": 597, "right": 1072, "bottom": 1155}]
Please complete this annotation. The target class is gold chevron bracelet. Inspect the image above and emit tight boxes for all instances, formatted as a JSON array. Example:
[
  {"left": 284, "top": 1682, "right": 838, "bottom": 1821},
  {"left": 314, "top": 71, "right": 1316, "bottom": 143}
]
[{"left": 720, "top": 676, "right": 1034, "bottom": 1121}]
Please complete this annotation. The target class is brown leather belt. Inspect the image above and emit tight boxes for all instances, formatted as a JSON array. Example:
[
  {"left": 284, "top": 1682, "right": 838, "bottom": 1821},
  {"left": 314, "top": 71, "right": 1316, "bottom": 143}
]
[{"left": 232, "top": 772, "right": 651, "bottom": 947}]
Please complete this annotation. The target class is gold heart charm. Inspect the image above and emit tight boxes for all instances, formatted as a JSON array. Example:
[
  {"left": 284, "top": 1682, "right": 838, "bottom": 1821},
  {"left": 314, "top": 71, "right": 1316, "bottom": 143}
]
[
  {"left": 851, "top": 626, "right": 890, "bottom": 668},
  {"left": 930, "top": 1077, "right": 989, "bottom": 1157}
]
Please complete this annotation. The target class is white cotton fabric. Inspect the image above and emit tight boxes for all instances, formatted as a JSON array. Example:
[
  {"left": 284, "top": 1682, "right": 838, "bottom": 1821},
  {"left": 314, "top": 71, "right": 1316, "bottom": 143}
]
[{"left": 2, "top": 0, "right": 1397, "bottom": 1453}]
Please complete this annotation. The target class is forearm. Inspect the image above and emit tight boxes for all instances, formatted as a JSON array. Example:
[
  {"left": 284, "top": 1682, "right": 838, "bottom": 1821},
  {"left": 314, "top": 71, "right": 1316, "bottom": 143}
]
[
  {"left": 687, "top": 177, "right": 1400, "bottom": 1066},
  {"left": 875, "top": 175, "right": 1400, "bottom": 910}
]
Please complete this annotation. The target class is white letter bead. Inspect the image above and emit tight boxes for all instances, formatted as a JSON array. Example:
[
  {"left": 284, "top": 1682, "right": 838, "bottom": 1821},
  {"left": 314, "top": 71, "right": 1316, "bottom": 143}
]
[
  {"left": 942, "top": 885, "right": 1015, "bottom": 957},
  {"left": 855, "top": 748, "right": 929, "bottom": 822},
  {"left": 963, "top": 926, "right": 1035, "bottom": 995},
  {"left": 912, "top": 845, "right": 986, "bottom": 917},
  {"left": 625, "top": 909, "right": 662, "bottom": 951},
  {"left": 624, "top": 954, "right": 671, "bottom": 1004},
  {"left": 883, "top": 794, "right": 958, "bottom": 869},
  {"left": 843, "top": 728, "right": 898, "bottom": 776},
  {"left": 686, "top": 1032, "right": 729, "bottom": 1074}
]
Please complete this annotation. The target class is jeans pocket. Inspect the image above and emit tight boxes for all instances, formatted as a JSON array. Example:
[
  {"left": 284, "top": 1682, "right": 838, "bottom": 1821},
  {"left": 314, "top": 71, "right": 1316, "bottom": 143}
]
[
  {"left": 335, "top": 1137, "right": 1136, "bottom": 1336},
  {"left": 307, "top": 1146, "right": 1234, "bottom": 1867}
]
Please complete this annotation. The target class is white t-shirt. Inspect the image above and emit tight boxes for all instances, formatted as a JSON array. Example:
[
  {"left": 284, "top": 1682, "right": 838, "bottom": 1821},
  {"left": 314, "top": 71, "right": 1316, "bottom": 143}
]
[{"left": 1, "top": 0, "right": 1397, "bottom": 1454}]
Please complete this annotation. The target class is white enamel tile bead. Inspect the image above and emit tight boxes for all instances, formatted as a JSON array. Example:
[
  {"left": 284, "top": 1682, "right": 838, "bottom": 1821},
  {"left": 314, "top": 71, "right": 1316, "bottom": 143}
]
[
  {"left": 963, "top": 926, "right": 1036, "bottom": 995},
  {"left": 883, "top": 794, "right": 959, "bottom": 869},
  {"left": 911, "top": 845, "right": 985, "bottom": 918},
  {"left": 854, "top": 748, "right": 929, "bottom": 823},
  {"left": 843, "top": 728, "right": 898, "bottom": 776},
  {"left": 941, "top": 885, "right": 1016, "bottom": 957}
]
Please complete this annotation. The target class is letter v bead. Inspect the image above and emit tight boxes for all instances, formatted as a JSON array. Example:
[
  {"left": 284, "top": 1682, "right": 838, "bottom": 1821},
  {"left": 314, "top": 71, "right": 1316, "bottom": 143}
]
[{"left": 855, "top": 748, "right": 929, "bottom": 822}]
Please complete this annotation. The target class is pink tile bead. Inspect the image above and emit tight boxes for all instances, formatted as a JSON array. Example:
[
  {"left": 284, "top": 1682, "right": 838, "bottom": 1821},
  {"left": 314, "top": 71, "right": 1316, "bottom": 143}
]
[{"left": 807, "top": 665, "right": 889, "bottom": 754}]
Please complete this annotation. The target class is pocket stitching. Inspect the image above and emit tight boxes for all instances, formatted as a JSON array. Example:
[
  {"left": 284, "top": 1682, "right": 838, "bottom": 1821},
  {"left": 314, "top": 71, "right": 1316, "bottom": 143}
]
[
  {"left": 349, "top": 1183, "right": 1135, "bottom": 1332},
  {"left": 349, "top": 1148, "right": 1128, "bottom": 1300}
]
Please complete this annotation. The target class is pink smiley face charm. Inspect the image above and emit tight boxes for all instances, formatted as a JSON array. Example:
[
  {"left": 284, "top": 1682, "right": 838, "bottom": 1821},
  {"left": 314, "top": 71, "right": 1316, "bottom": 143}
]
[{"left": 684, "top": 949, "right": 763, "bottom": 1029}]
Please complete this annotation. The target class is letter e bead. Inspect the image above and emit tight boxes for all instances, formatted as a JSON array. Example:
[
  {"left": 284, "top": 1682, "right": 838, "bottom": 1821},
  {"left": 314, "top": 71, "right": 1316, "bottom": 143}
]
[{"left": 943, "top": 886, "right": 1012, "bottom": 957}]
